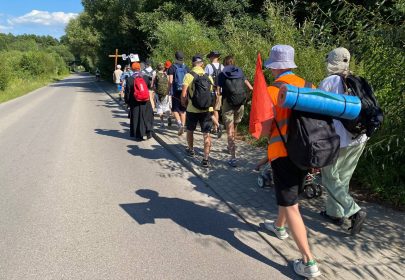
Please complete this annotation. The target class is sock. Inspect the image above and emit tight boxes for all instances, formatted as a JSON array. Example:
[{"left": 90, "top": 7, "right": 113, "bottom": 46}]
[
  {"left": 275, "top": 225, "right": 285, "bottom": 231},
  {"left": 177, "top": 121, "right": 182, "bottom": 127},
  {"left": 306, "top": 260, "right": 317, "bottom": 266}
]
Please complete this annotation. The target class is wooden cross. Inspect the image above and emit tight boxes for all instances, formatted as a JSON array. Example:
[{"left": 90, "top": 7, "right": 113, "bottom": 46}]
[{"left": 108, "top": 49, "right": 123, "bottom": 69}]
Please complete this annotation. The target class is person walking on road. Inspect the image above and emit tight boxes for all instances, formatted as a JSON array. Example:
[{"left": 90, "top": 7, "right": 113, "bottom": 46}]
[
  {"left": 167, "top": 51, "right": 189, "bottom": 135},
  {"left": 125, "top": 62, "right": 154, "bottom": 141},
  {"left": 262, "top": 45, "right": 321, "bottom": 278},
  {"left": 319, "top": 47, "right": 368, "bottom": 235},
  {"left": 152, "top": 63, "right": 171, "bottom": 127},
  {"left": 205, "top": 50, "right": 224, "bottom": 136},
  {"left": 217, "top": 55, "right": 253, "bottom": 167},
  {"left": 181, "top": 54, "right": 214, "bottom": 168},
  {"left": 113, "top": 65, "right": 123, "bottom": 100},
  {"left": 95, "top": 68, "right": 101, "bottom": 81}
]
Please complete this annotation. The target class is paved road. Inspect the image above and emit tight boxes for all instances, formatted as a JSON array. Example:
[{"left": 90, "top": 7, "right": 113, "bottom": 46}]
[{"left": 0, "top": 74, "right": 293, "bottom": 280}]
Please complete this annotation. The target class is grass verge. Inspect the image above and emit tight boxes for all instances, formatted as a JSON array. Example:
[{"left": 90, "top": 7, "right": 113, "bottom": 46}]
[{"left": 0, "top": 74, "right": 69, "bottom": 104}]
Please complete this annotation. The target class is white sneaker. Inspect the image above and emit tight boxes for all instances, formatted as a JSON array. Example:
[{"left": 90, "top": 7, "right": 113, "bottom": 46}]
[
  {"left": 264, "top": 220, "right": 289, "bottom": 240},
  {"left": 293, "top": 259, "right": 321, "bottom": 278}
]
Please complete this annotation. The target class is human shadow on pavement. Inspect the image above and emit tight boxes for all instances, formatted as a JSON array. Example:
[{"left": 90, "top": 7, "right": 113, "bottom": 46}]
[
  {"left": 127, "top": 144, "right": 168, "bottom": 160},
  {"left": 151, "top": 118, "right": 405, "bottom": 279},
  {"left": 94, "top": 128, "right": 131, "bottom": 140},
  {"left": 120, "top": 189, "right": 295, "bottom": 278}
]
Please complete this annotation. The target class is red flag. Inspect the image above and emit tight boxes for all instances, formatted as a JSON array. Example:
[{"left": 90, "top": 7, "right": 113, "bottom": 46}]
[{"left": 249, "top": 52, "right": 274, "bottom": 139}]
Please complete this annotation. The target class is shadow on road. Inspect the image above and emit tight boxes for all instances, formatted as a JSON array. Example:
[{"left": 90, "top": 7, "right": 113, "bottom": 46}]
[{"left": 120, "top": 189, "right": 295, "bottom": 278}]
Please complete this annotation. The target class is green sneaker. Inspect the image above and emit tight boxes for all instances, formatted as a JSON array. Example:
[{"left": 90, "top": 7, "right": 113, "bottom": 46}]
[
  {"left": 293, "top": 259, "right": 321, "bottom": 278},
  {"left": 264, "top": 220, "right": 289, "bottom": 240}
]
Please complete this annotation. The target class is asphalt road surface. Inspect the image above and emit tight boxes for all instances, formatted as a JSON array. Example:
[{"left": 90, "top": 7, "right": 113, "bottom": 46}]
[{"left": 0, "top": 74, "right": 293, "bottom": 280}]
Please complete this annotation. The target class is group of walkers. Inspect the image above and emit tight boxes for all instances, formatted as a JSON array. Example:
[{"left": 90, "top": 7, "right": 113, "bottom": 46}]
[
  {"left": 115, "top": 50, "right": 253, "bottom": 168},
  {"left": 110, "top": 44, "right": 371, "bottom": 278}
]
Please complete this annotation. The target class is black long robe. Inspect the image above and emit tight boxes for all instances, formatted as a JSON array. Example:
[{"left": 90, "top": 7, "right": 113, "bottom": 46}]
[{"left": 125, "top": 73, "right": 154, "bottom": 140}]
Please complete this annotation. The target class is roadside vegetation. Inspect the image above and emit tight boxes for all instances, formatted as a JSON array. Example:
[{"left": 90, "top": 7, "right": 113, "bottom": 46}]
[
  {"left": 43, "top": 0, "right": 405, "bottom": 207},
  {"left": 0, "top": 34, "right": 73, "bottom": 103}
]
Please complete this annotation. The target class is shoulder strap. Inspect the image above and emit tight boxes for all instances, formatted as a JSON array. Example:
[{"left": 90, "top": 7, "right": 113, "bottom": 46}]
[
  {"left": 190, "top": 71, "right": 198, "bottom": 78},
  {"left": 210, "top": 63, "right": 218, "bottom": 71},
  {"left": 336, "top": 74, "right": 349, "bottom": 94}
]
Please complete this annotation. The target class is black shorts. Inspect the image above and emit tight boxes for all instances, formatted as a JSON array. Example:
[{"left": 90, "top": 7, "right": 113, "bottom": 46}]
[
  {"left": 171, "top": 90, "right": 186, "bottom": 113},
  {"left": 186, "top": 112, "right": 213, "bottom": 133},
  {"left": 271, "top": 157, "right": 307, "bottom": 207}
]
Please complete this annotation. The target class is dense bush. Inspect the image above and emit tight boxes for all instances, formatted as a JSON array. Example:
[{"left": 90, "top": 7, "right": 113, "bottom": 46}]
[
  {"left": 67, "top": 0, "right": 404, "bottom": 207},
  {"left": 0, "top": 34, "right": 71, "bottom": 96}
]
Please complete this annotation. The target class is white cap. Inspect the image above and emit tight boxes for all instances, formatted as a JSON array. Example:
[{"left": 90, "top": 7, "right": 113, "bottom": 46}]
[
  {"left": 117, "top": 65, "right": 121, "bottom": 69},
  {"left": 264, "top": 45, "right": 297, "bottom": 69}
]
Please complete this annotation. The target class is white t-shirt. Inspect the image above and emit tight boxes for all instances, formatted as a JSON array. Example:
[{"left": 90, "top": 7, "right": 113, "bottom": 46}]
[
  {"left": 318, "top": 75, "right": 368, "bottom": 148},
  {"left": 113, "top": 69, "right": 123, "bottom": 83},
  {"left": 204, "top": 63, "right": 223, "bottom": 76}
]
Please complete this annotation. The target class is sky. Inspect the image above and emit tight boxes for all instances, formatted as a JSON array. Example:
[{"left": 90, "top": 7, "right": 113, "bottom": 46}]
[{"left": 0, "top": 0, "right": 84, "bottom": 39}]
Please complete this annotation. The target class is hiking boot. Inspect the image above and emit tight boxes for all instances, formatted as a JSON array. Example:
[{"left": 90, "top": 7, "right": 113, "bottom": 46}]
[
  {"left": 186, "top": 147, "right": 195, "bottom": 157},
  {"left": 201, "top": 159, "right": 210, "bottom": 168},
  {"left": 320, "top": 211, "right": 344, "bottom": 226},
  {"left": 293, "top": 259, "right": 321, "bottom": 278},
  {"left": 349, "top": 209, "right": 367, "bottom": 235},
  {"left": 228, "top": 158, "right": 237, "bottom": 168},
  {"left": 178, "top": 125, "right": 184, "bottom": 136},
  {"left": 167, "top": 117, "right": 172, "bottom": 127},
  {"left": 263, "top": 220, "right": 289, "bottom": 240}
]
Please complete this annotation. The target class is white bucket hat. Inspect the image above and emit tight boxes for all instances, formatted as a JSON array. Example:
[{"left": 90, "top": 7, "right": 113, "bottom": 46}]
[
  {"left": 326, "top": 47, "right": 350, "bottom": 75},
  {"left": 264, "top": 45, "right": 297, "bottom": 69}
]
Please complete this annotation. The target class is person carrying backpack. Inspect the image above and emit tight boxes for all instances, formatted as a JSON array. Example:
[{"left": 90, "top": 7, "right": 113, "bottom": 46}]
[
  {"left": 217, "top": 55, "right": 253, "bottom": 167},
  {"left": 181, "top": 54, "right": 214, "bottom": 168},
  {"left": 124, "top": 62, "right": 154, "bottom": 141},
  {"left": 141, "top": 59, "right": 156, "bottom": 111},
  {"left": 167, "top": 51, "right": 189, "bottom": 135},
  {"left": 262, "top": 45, "right": 321, "bottom": 278},
  {"left": 319, "top": 47, "right": 373, "bottom": 235},
  {"left": 205, "top": 51, "right": 224, "bottom": 137},
  {"left": 152, "top": 63, "right": 171, "bottom": 127}
]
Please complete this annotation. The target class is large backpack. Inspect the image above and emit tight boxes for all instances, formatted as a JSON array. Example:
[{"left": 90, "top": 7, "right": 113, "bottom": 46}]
[
  {"left": 222, "top": 77, "right": 247, "bottom": 107},
  {"left": 173, "top": 64, "right": 187, "bottom": 91},
  {"left": 133, "top": 75, "right": 150, "bottom": 102},
  {"left": 190, "top": 72, "right": 213, "bottom": 110},
  {"left": 155, "top": 72, "right": 169, "bottom": 99},
  {"left": 273, "top": 81, "right": 340, "bottom": 170},
  {"left": 210, "top": 63, "right": 223, "bottom": 86},
  {"left": 141, "top": 68, "right": 154, "bottom": 89},
  {"left": 339, "top": 74, "right": 383, "bottom": 137}
]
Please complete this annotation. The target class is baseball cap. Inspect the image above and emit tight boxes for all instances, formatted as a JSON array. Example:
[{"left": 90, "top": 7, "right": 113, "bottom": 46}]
[
  {"left": 264, "top": 45, "right": 297, "bottom": 69},
  {"left": 207, "top": 50, "right": 221, "bottom": 58},
  {"left": 192, "top": 54, "right": 203, "bottom": 63},
  {"left": 175, "top": 51, "right": 184, "bottom": 61}
]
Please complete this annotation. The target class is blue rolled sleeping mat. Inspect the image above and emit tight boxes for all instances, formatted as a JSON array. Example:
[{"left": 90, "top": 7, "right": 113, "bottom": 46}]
[{"left": 277, "top": 84, "right": 361, "bottom": 120}]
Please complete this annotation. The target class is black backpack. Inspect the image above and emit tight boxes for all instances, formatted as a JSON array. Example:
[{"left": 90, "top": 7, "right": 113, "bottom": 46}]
[
  {"left": 274, "top": 81, "right": 340, "bottom": 170},
  {"left": 222, "top": 77, "right": 247, "bottom": 107},
  {"left": 210, "top": 64, "right": 222, "bottom": 86},
  {"left": 141, "top": 68, "right": 153, "bottom": 89},
  {"left": 339, "top": 74, "right": 383, "bottom": 137},
  {"left": 190, "top": 72, "right": 213, "bottom": 110}
]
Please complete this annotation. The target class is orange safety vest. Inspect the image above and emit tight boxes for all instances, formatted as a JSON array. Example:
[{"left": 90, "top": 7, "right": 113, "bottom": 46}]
[{"left": 267, "top": 74, "right": 315, "bottom": 161}]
